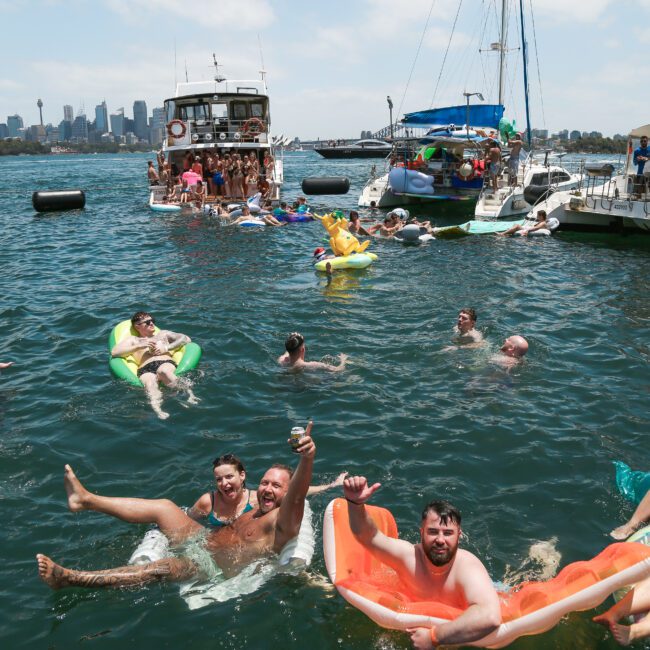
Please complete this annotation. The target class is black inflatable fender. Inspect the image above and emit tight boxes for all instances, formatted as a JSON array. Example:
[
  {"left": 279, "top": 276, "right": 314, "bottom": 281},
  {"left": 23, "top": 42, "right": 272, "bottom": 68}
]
[
  {"left": 32, "top": 190, "right": 86, "bottom": 212},
  {"left": 301, "top": 177, "right": 350, "bottom": 195}
]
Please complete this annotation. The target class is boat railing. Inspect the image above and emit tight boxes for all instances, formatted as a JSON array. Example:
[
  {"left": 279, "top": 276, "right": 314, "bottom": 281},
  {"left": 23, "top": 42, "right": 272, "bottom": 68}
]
[{"left": 174, "top": 117, "right": 270, "bottom": 146}]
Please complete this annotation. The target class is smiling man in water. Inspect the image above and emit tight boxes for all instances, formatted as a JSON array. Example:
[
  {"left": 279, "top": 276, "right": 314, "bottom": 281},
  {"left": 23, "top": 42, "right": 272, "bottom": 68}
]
[
  {"left": 343, "top": 476, "right": 501, "bottom": 649},
  {"left": 36, "top": 425, "right": 317, "bottom": 588},
  {"left": 111, "top": 311, "right": 198, "bottom": 419}
]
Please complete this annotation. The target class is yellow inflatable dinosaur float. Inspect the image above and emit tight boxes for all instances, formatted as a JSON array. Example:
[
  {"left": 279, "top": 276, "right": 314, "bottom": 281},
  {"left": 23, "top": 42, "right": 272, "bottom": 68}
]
[{"left": 314, "top": 210, "right": 371, "bottom": 257}]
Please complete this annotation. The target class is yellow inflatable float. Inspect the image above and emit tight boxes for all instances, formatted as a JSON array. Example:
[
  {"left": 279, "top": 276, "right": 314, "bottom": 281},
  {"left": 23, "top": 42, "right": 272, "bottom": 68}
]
[
  {"left": 313, "top": 211, "right": 376, "bottom": 271},
  {"left": 323, "top": 499, "right": 650, "bottom": 648}
]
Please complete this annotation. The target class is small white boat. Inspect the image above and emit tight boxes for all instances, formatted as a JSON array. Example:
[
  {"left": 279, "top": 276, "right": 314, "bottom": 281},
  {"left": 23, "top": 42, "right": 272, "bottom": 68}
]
[
  {"left": 148, "top": 187, "right": 181, "bottom": 213},
  {"left": 519, "top": 125, "right": 650, "bottom": 233}
]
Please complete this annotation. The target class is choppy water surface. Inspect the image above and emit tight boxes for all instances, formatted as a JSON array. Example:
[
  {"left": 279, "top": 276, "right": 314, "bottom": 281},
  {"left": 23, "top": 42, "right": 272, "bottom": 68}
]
[{"left": 1, "top": 151, "right": 648, "bottom": 649}]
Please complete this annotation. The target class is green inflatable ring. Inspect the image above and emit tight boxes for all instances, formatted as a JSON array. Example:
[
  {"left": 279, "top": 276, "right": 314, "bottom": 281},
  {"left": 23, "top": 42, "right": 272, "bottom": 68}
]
[{"left": 108, "top": 319, "right": 202, "bottom": 387}]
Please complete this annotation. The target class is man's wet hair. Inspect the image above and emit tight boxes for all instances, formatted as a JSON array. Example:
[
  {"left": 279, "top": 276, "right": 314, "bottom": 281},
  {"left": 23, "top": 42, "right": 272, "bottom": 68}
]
[
  {"left": 421, "top": 500, "right": 462, "bottom": 527},
  {"left": 131, "top": 311, "right": 152, "bottom": 325},
  {"left": 285, "top": 332, "right": 305, "bottom": 353},
  {"left": 459, "top": 308, "right": 477, "bottom": 323},
  {"left": 269, "top": 463, "right": 294, "bottom": 479}
]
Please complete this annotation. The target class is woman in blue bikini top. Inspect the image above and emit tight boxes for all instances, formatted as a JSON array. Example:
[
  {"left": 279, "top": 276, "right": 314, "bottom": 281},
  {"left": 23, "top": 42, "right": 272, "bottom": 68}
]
[{"left": 189, "top": 453, "right": 349, "bottom": 528}]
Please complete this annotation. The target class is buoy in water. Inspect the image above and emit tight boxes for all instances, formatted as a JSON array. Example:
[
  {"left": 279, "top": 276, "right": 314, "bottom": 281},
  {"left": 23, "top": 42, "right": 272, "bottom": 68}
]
[
  {"left": 32, "top": 190, "right": 86, "bottom": 213},
  {"left": 301, "top": 177, "right": 350, "bottom": 195}
]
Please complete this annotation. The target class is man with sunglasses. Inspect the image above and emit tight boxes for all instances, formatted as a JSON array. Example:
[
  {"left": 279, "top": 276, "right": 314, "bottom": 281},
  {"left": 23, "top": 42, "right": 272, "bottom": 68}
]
[{"left": 111, "top": 311, "right": 198, "bottom": 419}]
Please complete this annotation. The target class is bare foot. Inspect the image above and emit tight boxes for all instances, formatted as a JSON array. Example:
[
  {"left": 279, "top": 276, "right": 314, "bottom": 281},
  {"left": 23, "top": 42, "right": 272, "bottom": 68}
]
[
  {"left": 611, "top": 522, "right": 638, "bottom": 541},
  {"left": 156, "top": 410, "right": 170, "bottom": 420},
  {"left": 187, "top": 393, "right": 200, "bottom": 405},
  {"left": 611, "top": 622, "right": 634, "bottom": 646},
  {"left": 36, "top": 554, "right": 67, "bottom": 589},
  {"left": 64, "top": 464, "right": 90, "bottom": 512}
]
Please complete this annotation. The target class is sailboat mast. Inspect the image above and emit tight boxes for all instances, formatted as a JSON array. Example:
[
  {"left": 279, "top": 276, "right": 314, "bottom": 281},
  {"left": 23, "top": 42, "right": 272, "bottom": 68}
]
[
  {"left": 519, "top": 0, "right": 532, "bottom": 147},
  {"left": 498, "top": 0, "right": 507, "bottom": 105}
]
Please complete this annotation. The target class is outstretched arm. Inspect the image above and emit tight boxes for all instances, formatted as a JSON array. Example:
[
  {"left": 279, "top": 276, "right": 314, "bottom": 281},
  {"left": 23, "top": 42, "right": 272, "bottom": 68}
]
[
  {"left": 274, "top": 421, "right": 315, "bottom": 550},
  {"left": 611, "top": 488, "right": 650, "bottom": 540},
  {"left": 344, "top": 476, "right": 415, "bottom": 573},
  {"left": 307, "top": 472, "right": 348, "bottom": 496},
  {"left": 301, "top": 353, "right": 348, "bottom": 373}
]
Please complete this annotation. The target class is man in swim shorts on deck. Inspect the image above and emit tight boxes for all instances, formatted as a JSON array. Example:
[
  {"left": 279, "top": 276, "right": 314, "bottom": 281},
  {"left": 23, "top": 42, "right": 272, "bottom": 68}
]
[
  {"left": 36, "top": 425, "right": 317, "bottom": 588},
  {"left": 278, "top": 332, "right": 348, "bottom": 372},
  {"left": 111, "top": 311, "right": 198, "bottom": 419},
  {"left": 343, "top": 476, "right": 501, "bottom": 648}
]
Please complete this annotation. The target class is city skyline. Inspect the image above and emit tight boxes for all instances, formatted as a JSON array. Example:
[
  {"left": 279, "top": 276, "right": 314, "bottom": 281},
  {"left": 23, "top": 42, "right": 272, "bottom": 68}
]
[{"left": 2, "top": 1, "right": 648, "bottom": 140}]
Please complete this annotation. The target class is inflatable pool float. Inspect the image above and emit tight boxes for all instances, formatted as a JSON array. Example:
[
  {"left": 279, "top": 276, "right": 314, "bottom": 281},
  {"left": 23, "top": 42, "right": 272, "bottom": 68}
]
[
  {"left": 323, "top": 499, "right": 650, "bottom": 648},
  {"left": 613, "top": 525, "right": 650, "bottom": 619},
  {"left": 149, "top": 194, "right": 181, "bottom": 213},
  {"left": 394, "top": 224, "right": 434, "bottom": 244},
  {"left": 129, "top": 501, "right": 315, "bottom": 610},
  {"left": 314, "top": 252, "right": 377, "bottom": 272},
  {"left": 315, "top": 211, "right": 372, "bottom": 257},
  {"left": 614, "top": 461, "right": 650, "bottom": 505},
  {"left": 276, "top": 212, "right": 314, "bottom": 223},
  {"left": 237, "top": 219, "right": 266, "bottom": 227},
  {"left": 108, "top": 319, "right": 202, "bottom": 387}
]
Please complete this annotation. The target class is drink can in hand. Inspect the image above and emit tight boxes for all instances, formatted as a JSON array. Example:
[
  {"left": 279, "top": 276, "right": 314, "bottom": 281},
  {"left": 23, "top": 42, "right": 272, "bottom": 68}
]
[{"left": 290, "top": 426, "right": 305, "bottom": 452}]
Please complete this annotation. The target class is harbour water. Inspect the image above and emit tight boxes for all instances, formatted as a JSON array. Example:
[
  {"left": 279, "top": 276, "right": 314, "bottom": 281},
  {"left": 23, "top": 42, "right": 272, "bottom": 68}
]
[{"left": 1, "top": 151, "right": 648, "bottom": 649}]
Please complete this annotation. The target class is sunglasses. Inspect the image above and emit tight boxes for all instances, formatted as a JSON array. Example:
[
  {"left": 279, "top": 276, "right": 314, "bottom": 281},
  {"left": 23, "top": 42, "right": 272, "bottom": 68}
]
[{"left": 137, "top": 318, "right": 154, "bottom": 326}]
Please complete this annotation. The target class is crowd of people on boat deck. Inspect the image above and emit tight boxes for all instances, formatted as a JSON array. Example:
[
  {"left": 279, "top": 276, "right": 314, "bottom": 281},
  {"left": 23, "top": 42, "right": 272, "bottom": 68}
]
[{"left": 148, "top": 148, "right": 275, "bottom": 208}]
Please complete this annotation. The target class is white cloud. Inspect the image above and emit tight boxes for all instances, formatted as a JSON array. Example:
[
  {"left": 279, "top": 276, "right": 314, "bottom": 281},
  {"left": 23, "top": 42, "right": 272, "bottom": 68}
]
[
  {"left": 533, "top": 0, "right": 614, "bottom": 23},
  {"left": 104, "top": 0, "right": 275, "bottom": 29}
]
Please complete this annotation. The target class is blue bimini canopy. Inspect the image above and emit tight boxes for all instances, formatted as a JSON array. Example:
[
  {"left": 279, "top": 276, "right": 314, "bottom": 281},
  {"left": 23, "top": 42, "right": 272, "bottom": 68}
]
[{"left": 402, "top": 104, "right": 504, "bottom": 129}]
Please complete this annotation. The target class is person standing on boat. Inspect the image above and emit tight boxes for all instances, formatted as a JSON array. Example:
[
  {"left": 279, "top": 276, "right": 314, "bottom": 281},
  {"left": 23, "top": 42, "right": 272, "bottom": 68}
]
[
  {"left": 147, "top": 161, "right": 159, "bottom": 185},
  {"left": 633, "top": 135, "right": 650, "bottom": 195},
  {"left": 507, "top": 134, "right": 523, "bottom": 186},
  {"left": 485, "top": 140, "right": 502, "bottom": 193}
]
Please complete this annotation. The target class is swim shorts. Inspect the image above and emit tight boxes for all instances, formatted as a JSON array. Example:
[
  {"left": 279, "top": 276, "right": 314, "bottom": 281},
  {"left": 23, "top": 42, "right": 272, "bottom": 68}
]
[
  {"left": 174, "top": 532, "right": 223, "bottom": 582},
  {"left": 137, "top": 359, "right": 177, "bottom": 378}
]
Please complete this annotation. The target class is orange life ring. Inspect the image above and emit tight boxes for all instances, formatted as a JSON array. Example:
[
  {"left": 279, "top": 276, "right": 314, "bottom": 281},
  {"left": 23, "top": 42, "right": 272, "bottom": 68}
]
[
  {"left": 167, "top": 120, "right": 186, "bottom": 139},
  {"left": 243, "top": 118, "right": 266, "bottom": 134}
]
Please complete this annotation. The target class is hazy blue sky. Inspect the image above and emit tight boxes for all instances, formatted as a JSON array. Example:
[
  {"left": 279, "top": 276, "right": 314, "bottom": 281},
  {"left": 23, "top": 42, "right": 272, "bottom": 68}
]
[{"left": 1, "top": 0, "right": 647, "bottom": 138}]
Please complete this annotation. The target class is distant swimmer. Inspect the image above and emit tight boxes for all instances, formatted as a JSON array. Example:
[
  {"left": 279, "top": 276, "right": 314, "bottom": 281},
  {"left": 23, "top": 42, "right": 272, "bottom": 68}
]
[
  {"left": 497, "top": 210, "right": 548, "bottom": 237},
  {"left": 342, "top": 476, "right": 501, "bottom": 648},
  {"left": 348, "top": 211, "right": 371, "bottom": 236},
  {"left": 593, "top": 575, "right": 650, "bottom": 646},
  {"left": 610, "top": 487, "right": 650, "bottom": 541},
  {"left": 492, "top": 335, "right": 528, "bottom": 368},
  {"left": 36, "top": 426, "right": 318, "bottom": 589},
  {"left": 278, "top": 332, "right": 348, "bottom": 372},
  {"left": 448, "top": 308, "right": 484, "bottom": 349},
  {"left": 111, "top": 311, "right": 198, "bottom": 419}
]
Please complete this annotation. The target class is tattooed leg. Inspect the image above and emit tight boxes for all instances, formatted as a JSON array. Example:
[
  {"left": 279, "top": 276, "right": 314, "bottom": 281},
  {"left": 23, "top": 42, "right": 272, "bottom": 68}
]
[{"left": 37, "top": 554, "right": 198, "bottom": 590}]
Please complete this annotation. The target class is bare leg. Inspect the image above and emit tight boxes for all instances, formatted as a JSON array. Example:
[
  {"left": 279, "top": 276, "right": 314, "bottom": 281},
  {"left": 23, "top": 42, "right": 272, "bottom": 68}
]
[
  {"left": 141, "top": 373, "right": 169, "bottom": 420},
  {"left": 37, "top": 554, "right": 197, "bottom": 590},
  {"left": 497, "top": 224, "right": 522, "bottom": 237},
  {"left": 611, "top": 489, "right": 650, "bottom": 540},
  {"left": 63, "top": 464, "right": 202, "bottom": 544},
  {"left": 157, "top": 364, "right": 199, "bottom": 405}
]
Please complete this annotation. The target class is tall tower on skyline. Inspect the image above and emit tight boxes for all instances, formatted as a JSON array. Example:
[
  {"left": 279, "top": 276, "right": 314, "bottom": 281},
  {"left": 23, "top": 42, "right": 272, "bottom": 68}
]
[
  {"left": 63, "top": 105, "right": 73, "bottom": 122},
  {"left": 95, "top": 100, "right": 108, "bottom": 134},
  {"left": 37, "top": 98, "right": 43, "bottom": 126},
  {"left": 133, "top": 100, "right": 148, "bottom": 141}
]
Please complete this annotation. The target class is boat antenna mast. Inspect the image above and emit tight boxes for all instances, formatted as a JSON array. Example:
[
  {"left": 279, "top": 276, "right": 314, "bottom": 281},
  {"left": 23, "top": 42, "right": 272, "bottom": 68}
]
[
  {"left": 257, "top": 35, "right": 268, "bottom": 93},
  {"left": 519, "top": 0, "right": 532, "bottom": 147},
  {"left": 498, "top": 0, "right": 507, "bottom": 106},
  {"left": 212, "top": 54, "right": 226, "bottom": 83}
]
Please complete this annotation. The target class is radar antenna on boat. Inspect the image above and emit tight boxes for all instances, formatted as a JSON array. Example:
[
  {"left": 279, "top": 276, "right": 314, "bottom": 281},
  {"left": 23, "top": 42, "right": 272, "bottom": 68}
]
[{"left": 212, "top": 54, "right": 226, "bottom": 82}]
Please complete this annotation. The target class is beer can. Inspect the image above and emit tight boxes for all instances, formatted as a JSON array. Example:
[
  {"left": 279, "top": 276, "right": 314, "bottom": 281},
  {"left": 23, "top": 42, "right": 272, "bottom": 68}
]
[{"left": 290, "top": 426, "right": 305, "bottom": 452}]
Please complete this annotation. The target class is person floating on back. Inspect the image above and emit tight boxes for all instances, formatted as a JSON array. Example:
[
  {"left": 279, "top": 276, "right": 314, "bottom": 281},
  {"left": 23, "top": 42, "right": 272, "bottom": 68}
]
[{"left": 111, "top": 311, "right": 198, "bottom": 419}]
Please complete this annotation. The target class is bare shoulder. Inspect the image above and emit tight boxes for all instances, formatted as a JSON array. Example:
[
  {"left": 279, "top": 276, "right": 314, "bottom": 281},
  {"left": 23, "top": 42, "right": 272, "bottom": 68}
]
[{"left": 454, "top": 549, "right": 495, "bottom": 586}]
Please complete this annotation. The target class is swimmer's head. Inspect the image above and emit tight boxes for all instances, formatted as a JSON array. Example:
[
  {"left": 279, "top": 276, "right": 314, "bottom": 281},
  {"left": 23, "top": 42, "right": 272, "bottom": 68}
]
[
  {"left": 212, "top": 453, "right": 247, "bottom": 491},
  {"left": 501, "top": 335, "right": 528, "bottom": 358},
  {"left": 313, "top": 247, "right": 328, "bottom": 262},
  {"left": 370, "top": 201, "right": 377, "bottom": 208},
  {"left": 241, "top": 205, "right": 250, "bottom": 214},
  {"left": 420, "top": 500, "right": 462, "bottom": 567},
  {"left": 257, "top": 464, "right": 294, "bottom": 514},
  {"left": 349, "top": 210, "right": 359, "bottom": 222},
  {"left": 131, "top": 311, "right": 155, "bottom": 333},
  {"left": 457, "top": 308, "right": 477, "bottom": 333},
  {"left": 536, "top": 209, "right": 547, "bottom": 221},
  {"left": 285, "top": 332, "right": 305, "bottom": 354}
]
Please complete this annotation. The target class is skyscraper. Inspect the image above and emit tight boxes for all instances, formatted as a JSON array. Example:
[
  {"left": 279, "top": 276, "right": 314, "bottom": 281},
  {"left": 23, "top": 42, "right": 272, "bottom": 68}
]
[
  {"left": 150, "top": 106, "right": 165, "bottom": 146},
  {"left": 110, "top": 108, "right": 124, "bottom": 138},
  {"left": 63, "top": 105, "right": 73, "bottom": 122},
  {"left": 95, "top": 101, "right": 108, "bottom": 134},
  {"left": 133, "top": 100, "right": 148, "bottom": 141},
  {"left": 7, "top": 114, "right": 24, "bottom": 138},
  {"left": 71, "top": 114, "right": 88, "bottom": 142}
]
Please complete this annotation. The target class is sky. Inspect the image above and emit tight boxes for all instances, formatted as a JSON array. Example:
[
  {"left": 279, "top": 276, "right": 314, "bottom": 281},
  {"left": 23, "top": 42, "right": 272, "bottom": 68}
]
[{"left": 1, "top": 0, "right": 648, "bottom": 139}]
